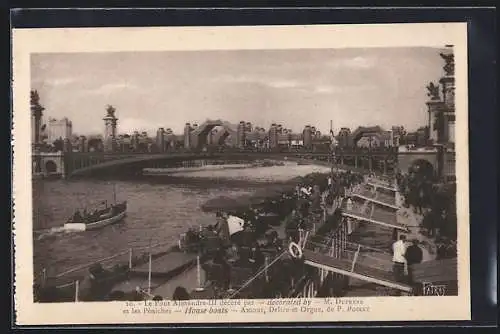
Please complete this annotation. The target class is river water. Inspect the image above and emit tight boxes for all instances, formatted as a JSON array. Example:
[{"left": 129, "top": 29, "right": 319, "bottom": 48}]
[{"left": 33, "top": 163, "right": 331, "bottom": 277}]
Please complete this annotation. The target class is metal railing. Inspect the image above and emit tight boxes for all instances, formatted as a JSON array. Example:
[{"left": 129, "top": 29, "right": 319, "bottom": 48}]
[{"left": 38, "top": 236, "right": 181, "bottom": 286}]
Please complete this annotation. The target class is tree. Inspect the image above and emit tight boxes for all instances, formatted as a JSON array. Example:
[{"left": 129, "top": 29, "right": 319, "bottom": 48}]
[{"left": 53, "top": 137, "right": 64, "bottom": 152}]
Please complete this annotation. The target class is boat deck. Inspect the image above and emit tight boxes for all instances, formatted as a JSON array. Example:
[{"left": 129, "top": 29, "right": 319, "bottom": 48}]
[
  {"left": 131, "top": 251, "right": 198, "bottom": 277},
  {"left": 152, "top": 264, "right": 206, "bottom": 299},
  {"left": 302, "top": 249, "right": 412, "bottom": 292}
]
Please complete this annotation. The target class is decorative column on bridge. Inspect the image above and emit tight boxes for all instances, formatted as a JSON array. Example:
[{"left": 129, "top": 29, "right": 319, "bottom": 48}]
[
  {"left": 268, "top": 124, "right": 278, "bottom": 150},
  {"left": 156, "top": 128, "right": 166, "bottom": 152},
  {"left": 426, "top": 82, "right": 443, "bottom": 144},
  {"left": 78, "top": 135, "right": 88, "bottom": 153},
  {"left": 425, "top": 45, "right": 455, "bottom": 180},
  {"left": 63, "top": 138, "right": 72, "bottom": 153},
  {"left": 303, "top": 125, "right": 313, "bottom": 151},
  {"left": 184, "top": 123, "right": 192, "bottom": 150},
  {"left": 439, "top": 48, "right": 455, "bottom": 145},
  {"left": 237, "top": 121, "right": 246, "bottom": 148},
  {"left": 103, "top": 105, "right": 118, "bottom": 152}
]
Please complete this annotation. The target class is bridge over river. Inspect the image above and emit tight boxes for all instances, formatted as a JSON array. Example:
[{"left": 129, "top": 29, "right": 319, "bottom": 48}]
[{"left": 32, "top": 147, "right": 454, "bottom": 180}]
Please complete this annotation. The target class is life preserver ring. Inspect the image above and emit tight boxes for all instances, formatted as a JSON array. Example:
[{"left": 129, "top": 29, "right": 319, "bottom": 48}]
[{"left": 288, "top": 242, "right": 303, "bottom": 259}]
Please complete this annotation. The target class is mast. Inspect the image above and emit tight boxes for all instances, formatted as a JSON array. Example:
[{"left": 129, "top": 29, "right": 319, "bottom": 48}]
[
  {"left": 329, "top": 120, "right": 334, "bottom": 176},
  {"left": 113, "top": 183, "right": 117, "bottom": 204}
]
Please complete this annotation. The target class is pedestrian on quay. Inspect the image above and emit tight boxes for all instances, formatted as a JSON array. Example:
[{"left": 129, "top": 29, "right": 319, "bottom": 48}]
[
  {"left": 404, "top": 239, "right": 423, "bottom": 284},
  {"left": 391, "top": 234, "right": 408, "bottom": 282}
]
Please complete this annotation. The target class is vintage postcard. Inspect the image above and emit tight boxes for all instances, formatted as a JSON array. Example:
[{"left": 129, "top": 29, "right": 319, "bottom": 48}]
[{"left": 13, "top": 23, "right": 470, "bottom": 325}]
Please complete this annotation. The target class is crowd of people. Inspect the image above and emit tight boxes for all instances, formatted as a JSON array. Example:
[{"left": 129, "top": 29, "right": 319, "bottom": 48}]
[
  {"left": 396, "top": 169, "right": 457, "bottom": 257},
  {"left": 173, "top": 169, "right": 368, "bottom": 298}
]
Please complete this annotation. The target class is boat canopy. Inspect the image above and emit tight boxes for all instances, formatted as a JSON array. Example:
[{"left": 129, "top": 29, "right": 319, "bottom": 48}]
[{"left": 201, "top": 196, "right": 251, "bottom": 213}]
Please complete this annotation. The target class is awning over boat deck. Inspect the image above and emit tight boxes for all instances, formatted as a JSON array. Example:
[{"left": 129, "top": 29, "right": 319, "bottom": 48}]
[
  {"left": 340, "top": 201, "right": 408, "bottom": 231},
  {"left": 411, "top": 257, "right": 458, "bottom": 284},
  {"left": 302, "top": 249, "right": 412, "bottom": 292},
  {"left": 351, "top": 188, "right": 398, "bottom": 210},
  {"left": 367, "top": 181, "right": 397, "bottom": 193}
]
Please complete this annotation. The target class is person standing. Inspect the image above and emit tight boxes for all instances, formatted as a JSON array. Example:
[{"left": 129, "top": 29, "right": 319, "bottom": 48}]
[
  {"left": 215, "top": 212, "right": 231, "bottom": 248},
  {"left": 404, "top": 239, "right": 423, "bottom": 284},
  {"left": 392, "top": 234, "right": 408, "bottom": 282},
  {"left": 346, "top": 197, "right": 353, "bottom": 211}
]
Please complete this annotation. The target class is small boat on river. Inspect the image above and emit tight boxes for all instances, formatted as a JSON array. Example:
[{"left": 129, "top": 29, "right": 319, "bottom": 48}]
[{"left": 64, "top": 185, "right": 127, "bottom": 231}]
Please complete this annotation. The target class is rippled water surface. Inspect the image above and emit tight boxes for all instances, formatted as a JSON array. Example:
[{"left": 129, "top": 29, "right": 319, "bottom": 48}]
[{"left": 33, "top": 164, "right": 331, "bottom": 276}]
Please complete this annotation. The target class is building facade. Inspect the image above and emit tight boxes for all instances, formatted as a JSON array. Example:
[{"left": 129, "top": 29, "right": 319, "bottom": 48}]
[{"left": 47, "top": 117, "right": 73, "bottom": 143}]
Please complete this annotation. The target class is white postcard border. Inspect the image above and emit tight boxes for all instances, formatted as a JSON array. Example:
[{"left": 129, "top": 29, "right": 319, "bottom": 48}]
[{"left": 13, "top": 23, "right": 470, "bottom": 325}]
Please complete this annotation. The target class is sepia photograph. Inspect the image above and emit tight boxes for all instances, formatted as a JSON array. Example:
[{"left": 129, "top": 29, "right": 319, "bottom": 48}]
[{"left": 13, "top": 23, "right": 470, "bottom": 324}]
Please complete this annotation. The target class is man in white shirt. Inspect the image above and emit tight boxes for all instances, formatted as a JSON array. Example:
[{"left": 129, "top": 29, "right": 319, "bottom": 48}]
[
  {"left": 392, "top": 234, "right": 408, "bottom": 282},
  {"left": 346, "top": 197, "right": 353, "bottom": 211}
]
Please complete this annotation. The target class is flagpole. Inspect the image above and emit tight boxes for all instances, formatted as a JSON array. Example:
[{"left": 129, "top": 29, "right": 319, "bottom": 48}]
[
  {"left": 113, "top": 183, "right": 117, "bottom": 205},
  {"left": 330, "top": 120, "right": 334, "bottom": 176}
]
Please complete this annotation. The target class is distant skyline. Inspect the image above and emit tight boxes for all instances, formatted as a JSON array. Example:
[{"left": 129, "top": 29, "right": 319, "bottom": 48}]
[{"left": 31, "top": 47, "right": 447, "bottom": 136}]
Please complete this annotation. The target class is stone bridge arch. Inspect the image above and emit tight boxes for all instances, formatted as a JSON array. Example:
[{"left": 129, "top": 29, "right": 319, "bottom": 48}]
[
  {"left": 33, "top": 152, "right": 65, "bottom": 177},
  {"left": 397, "top": 149, "right": 438, "bottom": 176},
  {"left": 187, "top": 119, "right": 236, "bottom": 149}
]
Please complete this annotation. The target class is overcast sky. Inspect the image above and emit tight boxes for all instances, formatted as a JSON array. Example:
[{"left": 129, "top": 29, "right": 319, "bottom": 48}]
[{"left": 31, "top": 47, "right": 446, "bottom": 136}]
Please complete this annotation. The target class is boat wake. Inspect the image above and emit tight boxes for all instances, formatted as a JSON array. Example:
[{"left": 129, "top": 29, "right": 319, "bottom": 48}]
[{"left": 34, "top": 226, "right": 77, "bottom": 240}]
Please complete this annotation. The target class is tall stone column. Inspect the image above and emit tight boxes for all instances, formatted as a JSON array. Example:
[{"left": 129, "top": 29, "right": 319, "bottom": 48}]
[
  {"left": 78, "top": 136, "right": 87, "bottom": 153},
  {"left": 439, "top": 50, "right": 455, "bottom": 145},
  {"left": 184, "top": 123, "right": 192, "bottom": 150},
  {"left": 426, "top": 100, "right": 444, "bottom": 143},
  {"left": 63, "top": 138, "right": 72, "bottom": 153},
  {"left": 103, "top": 106, "right": 118, "bottom": 153},
  {"left": 156, "top": 128, "right": 165, "bottom": 152}
]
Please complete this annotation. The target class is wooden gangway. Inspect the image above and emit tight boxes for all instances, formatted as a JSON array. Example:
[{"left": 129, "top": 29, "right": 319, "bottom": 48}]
[
  {"left": 351, "top": 188, "right": 399, "bottom": 210},
  {"left": 303, "top": 238, "right": 412, "bottom": 293},
  {"left": 303, "top": 250, "right": 412, "bottom": 292},
  {"left": 341, "top": 199, "right": 408, "bottom": 231},
  {"left": 367, "top": 181, "right": 397, "bottom": 193}
]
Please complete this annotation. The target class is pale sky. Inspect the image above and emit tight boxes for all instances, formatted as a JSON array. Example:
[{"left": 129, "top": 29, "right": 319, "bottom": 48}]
[{"left": 31, "top": 47, "right": 447, "bottom": 136}]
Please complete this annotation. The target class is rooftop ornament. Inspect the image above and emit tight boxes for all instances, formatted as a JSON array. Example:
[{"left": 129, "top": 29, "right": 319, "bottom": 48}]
[
  {"left": 426, "top": 82, "right": 441, "bottom": 101},
  {"left": 105, "top": 105, "right": 116, "bottom": 118},
  {"left": 439, "top": 52, "right": 454, "bottom": 76}
]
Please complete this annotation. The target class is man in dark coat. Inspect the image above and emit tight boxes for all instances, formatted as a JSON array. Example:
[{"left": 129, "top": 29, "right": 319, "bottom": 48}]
[{"left": 404, "top": 239, "right": 424, "bottom": 283}]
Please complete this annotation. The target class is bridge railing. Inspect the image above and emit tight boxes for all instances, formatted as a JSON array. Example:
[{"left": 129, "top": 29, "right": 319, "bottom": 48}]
[{"left": 66, "top": 146, "right": 399, "bottom": 157}]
